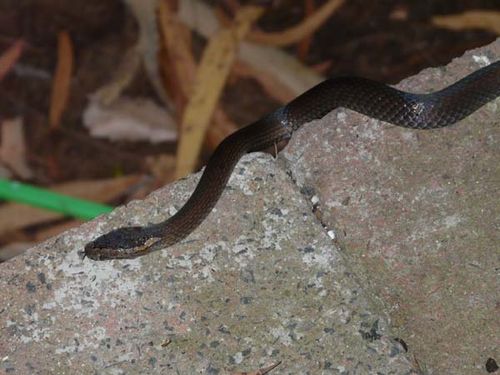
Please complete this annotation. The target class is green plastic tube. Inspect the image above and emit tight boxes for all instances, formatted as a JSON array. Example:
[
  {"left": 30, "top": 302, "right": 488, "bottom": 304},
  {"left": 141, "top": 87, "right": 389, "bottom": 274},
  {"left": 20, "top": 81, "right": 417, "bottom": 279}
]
[{"left": 0, "top": 178, "right": 113, "bottom": 220}]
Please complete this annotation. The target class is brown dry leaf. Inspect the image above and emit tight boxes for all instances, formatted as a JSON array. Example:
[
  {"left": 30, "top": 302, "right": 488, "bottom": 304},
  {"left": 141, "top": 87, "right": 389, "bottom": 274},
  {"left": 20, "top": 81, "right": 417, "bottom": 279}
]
[
  {"left": 49, "top": 31, "right": 73, "bottom": 129},
  {"left": 174, "top": 5, "right": 264, "bottom": 178},
  {"left": 0, "top": 117, "right": 33, "bottom": 179},
  {"left": 297, "top": 0, "right": 316, "bottom": 60},
  {"left": 178, "top": 0, "right": 323, "bottom": 99},
  {"left": 247, "top": 0, "right": 344, "bottom": 46},
  {"left": 232, "top": 361, "right": 281, "bottom": 375},
  {"left": 177, "top": 0, "right": 323, "bottom": 142},
  {"left": 159, "top": 0, "right": 237, "bottom": 153},
  {"left": 158, "top": 0, "right": 197, "bottom": 107},
  {"left": 0, "top": 175, "right": 141, "bottom": 236},
  {"left": 432, "top": 10, "right": 500, "bottom": 34},
  {"left": 123, "top": 0, "right": 171, "bottom": 107},
  {"left": 0, "top": 39, "right": 25, "bottom": 81}
]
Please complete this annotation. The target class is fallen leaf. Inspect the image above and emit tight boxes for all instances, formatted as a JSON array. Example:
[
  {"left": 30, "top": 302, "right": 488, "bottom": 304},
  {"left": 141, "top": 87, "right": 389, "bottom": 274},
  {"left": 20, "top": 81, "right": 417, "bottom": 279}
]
[
  {"left": 297, "top": 0, "right": 316, "bottom": 60},
  {"left": 0, "top": 117, "right": 33, "bottom": 179},
  {"left": 159, "top": 0, "right": 238, "bottom": 154},
  {"left": 123, "top": 0, "right": 171, "bottom": 107},
  {"left": 158, "top": 0, "right": 197, "bottom": 109},
  {"left": 178, "top": 0, "right": 323, "bottom": 101},
  {"left": 49, "top": 31, "right": 73, "bottom": 129},
  {"left": 83, "top": 96, "right": 177, "bottom": 143},
  {"left": 432, "top": 11, "right": 500, "bottom": 34},
  {"left": 0, "top": 39, "right": 25, "bottom": 81},
  {"left": 246, "top": 0, "right": 344, "bottom": 46},
  {"left": 175, "top": 5, "right": 264, "bottom": 178}
]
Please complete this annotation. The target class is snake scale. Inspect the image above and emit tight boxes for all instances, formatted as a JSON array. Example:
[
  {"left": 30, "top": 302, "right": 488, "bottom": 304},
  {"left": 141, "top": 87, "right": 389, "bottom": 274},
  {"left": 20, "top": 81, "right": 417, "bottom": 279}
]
[{"left": 85, "top": 60, "right": 500, "bottom": 260}]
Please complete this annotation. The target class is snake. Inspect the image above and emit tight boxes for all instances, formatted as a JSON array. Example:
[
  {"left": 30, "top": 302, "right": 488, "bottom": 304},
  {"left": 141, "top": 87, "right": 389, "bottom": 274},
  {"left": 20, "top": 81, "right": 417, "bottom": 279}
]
[{"left": 84, "top": 60, "right": 500, "bottom": 260}]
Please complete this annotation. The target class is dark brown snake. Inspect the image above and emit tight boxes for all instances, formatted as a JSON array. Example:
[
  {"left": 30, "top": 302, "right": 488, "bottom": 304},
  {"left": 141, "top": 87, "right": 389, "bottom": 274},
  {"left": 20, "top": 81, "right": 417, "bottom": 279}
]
[{"left": 85, "top": 61, "right": 500, "bottom": 260}]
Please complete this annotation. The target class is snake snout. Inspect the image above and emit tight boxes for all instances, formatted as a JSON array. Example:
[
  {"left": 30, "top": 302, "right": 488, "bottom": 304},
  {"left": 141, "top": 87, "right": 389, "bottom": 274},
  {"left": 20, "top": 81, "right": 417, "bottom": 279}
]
[
  {"left": 83, "top": 241, "right": 103, "bottom": 261},
  {"left": 83, "top": 226, "right": 155, "bottom": 260}
]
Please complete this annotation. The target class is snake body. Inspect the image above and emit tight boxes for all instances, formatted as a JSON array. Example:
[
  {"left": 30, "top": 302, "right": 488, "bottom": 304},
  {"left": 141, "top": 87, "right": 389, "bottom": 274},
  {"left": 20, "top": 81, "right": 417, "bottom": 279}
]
[{"left": 85, "top": 61, "right": 500, "bottom": 260}]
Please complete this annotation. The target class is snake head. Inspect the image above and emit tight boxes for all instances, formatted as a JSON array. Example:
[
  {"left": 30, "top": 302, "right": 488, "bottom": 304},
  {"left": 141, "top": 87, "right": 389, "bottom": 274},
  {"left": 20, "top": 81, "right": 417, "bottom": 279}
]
[{"left": 84, "top": 226, "right": 161, "bottom": 261}]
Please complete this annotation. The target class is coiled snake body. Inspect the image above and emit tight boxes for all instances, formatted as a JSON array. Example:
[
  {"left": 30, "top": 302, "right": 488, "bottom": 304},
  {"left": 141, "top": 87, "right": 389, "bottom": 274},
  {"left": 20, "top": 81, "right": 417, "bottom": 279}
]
[{"left": 85, "top": 61, "right": 500, "bottom": 260}]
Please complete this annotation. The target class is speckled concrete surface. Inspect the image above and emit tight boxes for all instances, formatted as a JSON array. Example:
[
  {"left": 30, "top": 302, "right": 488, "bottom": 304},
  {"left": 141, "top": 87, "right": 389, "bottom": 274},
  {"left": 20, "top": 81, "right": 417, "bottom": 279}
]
[
  {"left": 0, "top": 154, "right": 417, "bottom": 374},
  {"left": 282, "top": 40, "right": 500, "bottom": 374},
  {"left": 1, "top": 41, "right": 498, "bottom": 375}
]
